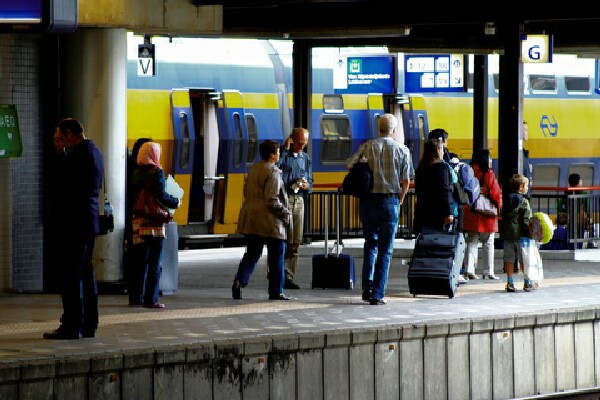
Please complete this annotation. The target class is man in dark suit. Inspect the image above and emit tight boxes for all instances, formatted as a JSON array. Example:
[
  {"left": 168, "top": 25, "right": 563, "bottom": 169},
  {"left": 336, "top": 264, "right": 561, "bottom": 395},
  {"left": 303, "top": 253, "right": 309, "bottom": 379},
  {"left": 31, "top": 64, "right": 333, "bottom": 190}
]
[{"left": 44, "top": 118, "right": 104, "bottom": 340}]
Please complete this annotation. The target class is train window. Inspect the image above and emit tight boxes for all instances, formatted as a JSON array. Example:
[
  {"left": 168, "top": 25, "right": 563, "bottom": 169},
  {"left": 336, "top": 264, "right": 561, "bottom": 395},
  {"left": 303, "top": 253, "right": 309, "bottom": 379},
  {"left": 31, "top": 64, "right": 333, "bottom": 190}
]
[
  {"left": 232, "top": 113, "right": 243, "bottom": 168},
  {"left": 565, "top": 76, "right": 590, "bottom": 93},
  {"left": 568, "top": 164, "right": 594, "bottom": 187},
  {"left": 177, "top": 111, "right": 190, "bottom": 170},
  {"left": 245, "top": 114, "right": 258, "bottom": 166},
  {"left": 323, "top": 94, "right": 344, "bottom": 113},
  {"left": 532, "top": 164, "right": 560, "bottom": 195},
  {"left": 529, "top": 75, "right": 556, "bottom": 92},
  {"left": 492, "top": 74, "right": 499, "bottom": 92},
  {"left": 320, "top": 115, "right": 351, "bottom": 164}
]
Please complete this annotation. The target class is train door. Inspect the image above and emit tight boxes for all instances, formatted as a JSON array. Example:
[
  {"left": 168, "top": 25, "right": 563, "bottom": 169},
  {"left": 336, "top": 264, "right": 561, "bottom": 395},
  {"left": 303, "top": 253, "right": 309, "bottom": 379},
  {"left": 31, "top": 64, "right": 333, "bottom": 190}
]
[
  {"left": 404, "top": 94, "right": 428, "bottom": 167},
  {"left": 213, "top": 90, "right": 249, "bottom": 234},
  {"left": 367, "top": 94, "right": 385, "bottom": 139},
  {"left": 170, "top": 89, "right": 196, "bottom": 227},
  {"left": 188, "top": 89, "right": 221, "bottom": 226}
]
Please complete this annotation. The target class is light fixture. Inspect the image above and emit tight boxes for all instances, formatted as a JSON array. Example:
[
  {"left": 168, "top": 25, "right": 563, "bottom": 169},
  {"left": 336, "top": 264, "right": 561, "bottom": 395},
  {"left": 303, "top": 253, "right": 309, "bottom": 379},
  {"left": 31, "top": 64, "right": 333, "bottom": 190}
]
[{"left": 484, "top": 22, "right": 496, "bottom": 36}]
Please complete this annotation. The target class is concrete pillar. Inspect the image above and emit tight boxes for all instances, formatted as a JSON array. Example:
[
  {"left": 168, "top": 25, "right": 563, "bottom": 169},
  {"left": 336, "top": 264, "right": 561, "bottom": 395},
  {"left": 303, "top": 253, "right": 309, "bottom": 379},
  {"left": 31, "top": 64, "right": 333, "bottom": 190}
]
[{"left": 61, "top": 28, "right": 127, "bottom": 283}]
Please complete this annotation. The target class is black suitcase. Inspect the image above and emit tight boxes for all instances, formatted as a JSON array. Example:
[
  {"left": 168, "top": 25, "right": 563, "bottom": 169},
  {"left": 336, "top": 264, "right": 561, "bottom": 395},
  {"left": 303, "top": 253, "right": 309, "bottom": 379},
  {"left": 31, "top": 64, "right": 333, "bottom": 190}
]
[
  {"left": 311, "top": 192, "right": 355, "bottom": 289},
  {"left": 407, "top": 229, "right": 464, "bottom": 299}
]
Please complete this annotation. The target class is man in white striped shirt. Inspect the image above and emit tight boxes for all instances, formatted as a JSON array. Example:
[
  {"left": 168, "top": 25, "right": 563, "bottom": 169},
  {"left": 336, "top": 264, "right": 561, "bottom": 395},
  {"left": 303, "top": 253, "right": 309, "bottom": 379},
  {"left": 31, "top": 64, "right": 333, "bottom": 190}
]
[{"left": 346, "top": 113, "right": 414, "bottom": 305}]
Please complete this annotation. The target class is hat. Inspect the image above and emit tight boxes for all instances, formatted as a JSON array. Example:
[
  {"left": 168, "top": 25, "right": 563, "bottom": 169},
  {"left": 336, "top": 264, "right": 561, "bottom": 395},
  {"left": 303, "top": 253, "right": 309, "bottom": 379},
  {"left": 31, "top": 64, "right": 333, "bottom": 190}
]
[{"left": 428, "top": 128, "right": 448, "bottom": 141}]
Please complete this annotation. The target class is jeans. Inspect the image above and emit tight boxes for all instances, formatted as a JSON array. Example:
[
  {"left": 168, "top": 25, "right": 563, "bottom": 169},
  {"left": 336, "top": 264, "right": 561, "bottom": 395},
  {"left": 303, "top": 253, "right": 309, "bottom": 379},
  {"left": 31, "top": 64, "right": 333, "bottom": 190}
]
[
  {"left": 129, "top": 236, "right": 164, "bottom": 305},
  {"left": 284, "top": 195, "right": 304, "bottom": 280},
  {"left": 359, "top": 195, "right": 400, "bottom": 300},
  {"left": 59, "top": 233, "right": 98, "bottom": 333},
  {"left": 235, "top": 234, "right": 286, "bottom": 296}
]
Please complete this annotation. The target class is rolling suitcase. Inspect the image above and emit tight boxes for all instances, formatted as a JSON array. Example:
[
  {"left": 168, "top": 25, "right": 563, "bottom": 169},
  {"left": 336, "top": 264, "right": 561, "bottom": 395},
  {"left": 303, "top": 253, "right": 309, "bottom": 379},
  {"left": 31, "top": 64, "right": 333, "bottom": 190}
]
[
  {"left": 311, "top": 192, "right": 355, "bottom": 289},
  {"left": 407, "top": 228, "right": 464, "bottom": 298}
]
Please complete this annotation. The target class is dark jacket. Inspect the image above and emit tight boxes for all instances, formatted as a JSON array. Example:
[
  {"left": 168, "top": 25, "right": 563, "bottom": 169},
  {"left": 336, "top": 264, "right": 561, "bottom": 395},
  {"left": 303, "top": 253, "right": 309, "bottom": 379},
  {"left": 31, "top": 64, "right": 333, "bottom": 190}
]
[
  {"left": 413, "top": 161, "right": 454, "bottom": 233},
  {"left": 63, "top": 139, "right": 104, "bottom": 236},
  {"left": 501, "top": 192, "right": 532, "bottom": 241}
]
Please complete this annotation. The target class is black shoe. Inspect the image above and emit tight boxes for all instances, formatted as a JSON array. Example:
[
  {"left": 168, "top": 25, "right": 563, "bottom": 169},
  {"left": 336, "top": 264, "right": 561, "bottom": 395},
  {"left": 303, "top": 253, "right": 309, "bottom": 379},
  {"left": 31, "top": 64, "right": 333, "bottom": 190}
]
[
  {"left": 362, "top": 289, "right": 372, "bottom": 301},
  {"left": 269, "top": 293, "right": 291, "bottom": 300},
  {"left": 284, "top": 279, "right": 300, "bottom": 289},
  {"left": 43, "top": 327, "right": 81, "bottom": 340},
  {"left": 369, "top": 298, "right": 387, "bottom": 305},
  {"left": 82, "top": 330, "right": 96, "bottom": 338},
  {"left": 232, "top": 281, "right": 242, "bottom": 300}
]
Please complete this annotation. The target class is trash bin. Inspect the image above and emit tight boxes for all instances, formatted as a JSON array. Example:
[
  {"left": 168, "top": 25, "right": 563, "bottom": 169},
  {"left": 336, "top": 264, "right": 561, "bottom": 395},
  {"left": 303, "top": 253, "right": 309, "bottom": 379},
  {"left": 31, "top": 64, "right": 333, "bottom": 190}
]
[{"left": 160, "top": 222, "right": 179, "bottom": 295}]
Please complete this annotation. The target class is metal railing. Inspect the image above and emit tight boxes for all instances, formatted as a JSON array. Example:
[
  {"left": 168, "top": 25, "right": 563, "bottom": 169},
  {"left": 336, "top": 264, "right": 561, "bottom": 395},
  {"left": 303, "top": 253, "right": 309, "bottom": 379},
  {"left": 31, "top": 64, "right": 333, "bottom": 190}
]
[{"left": 304, "top": 187, "right": 600, "bottom": 248}]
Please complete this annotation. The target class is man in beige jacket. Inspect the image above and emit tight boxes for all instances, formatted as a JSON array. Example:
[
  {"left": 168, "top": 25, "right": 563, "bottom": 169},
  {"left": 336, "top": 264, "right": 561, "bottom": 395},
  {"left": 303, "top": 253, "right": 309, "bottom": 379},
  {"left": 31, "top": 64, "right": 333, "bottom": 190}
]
[{"left": 232, "top": 140, "right": 292, "bottom": 301}]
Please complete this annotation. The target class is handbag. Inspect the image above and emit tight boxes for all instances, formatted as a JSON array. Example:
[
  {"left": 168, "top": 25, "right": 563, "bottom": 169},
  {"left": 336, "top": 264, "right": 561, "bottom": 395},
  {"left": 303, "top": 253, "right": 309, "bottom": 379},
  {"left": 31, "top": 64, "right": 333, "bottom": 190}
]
[
  {"left": 342, "top": 160, "right": 372, "bottom": 198},
  {"left": 472, "top": 194, "right": 498, "bottom": 216},
  {"left": 520, "top": 237, "right": 544, "bottom": 281},
  {"left": 98, "top": 178, "right": 114, "bottom": 235},
  {"left": 132, "top": 187, "right": 172, "bottom": 225}
]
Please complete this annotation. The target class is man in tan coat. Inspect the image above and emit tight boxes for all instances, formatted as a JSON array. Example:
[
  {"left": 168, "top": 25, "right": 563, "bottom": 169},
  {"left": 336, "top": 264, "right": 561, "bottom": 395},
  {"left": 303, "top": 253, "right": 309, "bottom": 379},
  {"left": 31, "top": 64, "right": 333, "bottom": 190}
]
[{"left": 232, "top": 140, "right": 292, "bottom": 300}]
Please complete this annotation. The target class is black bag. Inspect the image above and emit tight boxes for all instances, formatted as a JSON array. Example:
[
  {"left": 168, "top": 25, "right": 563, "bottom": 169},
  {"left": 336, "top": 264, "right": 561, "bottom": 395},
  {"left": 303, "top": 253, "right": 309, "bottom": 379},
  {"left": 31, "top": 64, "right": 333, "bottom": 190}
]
[
  {"left": 407, "top": 230, "right": 464, "bottom": 299},
  {"left": 311, "top": 193, "right": 355, "bottom": 289},
  {"left": 98, "top": 213, "right": 114, "bottom": 235},
  {"left": 97, "top": 183, "right": 114, "bottom": 235},
  {"left": 342, "top": 161, "right": 372, "bottom": 198}
]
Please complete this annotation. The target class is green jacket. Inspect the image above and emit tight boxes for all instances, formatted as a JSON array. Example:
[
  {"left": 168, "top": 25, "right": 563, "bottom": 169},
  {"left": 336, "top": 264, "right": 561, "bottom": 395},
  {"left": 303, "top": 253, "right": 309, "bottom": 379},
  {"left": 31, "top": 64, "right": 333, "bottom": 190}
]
[{"left": 501, "top": 192, "right": 532, "bottom": 241}]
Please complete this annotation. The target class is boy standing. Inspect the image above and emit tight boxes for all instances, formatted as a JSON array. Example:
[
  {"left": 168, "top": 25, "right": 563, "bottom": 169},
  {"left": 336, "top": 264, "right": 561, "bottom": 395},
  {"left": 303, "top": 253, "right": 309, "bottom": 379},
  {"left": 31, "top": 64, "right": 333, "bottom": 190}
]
[{"left": 501, "top": 174, "right": 533, "bottom": 292}]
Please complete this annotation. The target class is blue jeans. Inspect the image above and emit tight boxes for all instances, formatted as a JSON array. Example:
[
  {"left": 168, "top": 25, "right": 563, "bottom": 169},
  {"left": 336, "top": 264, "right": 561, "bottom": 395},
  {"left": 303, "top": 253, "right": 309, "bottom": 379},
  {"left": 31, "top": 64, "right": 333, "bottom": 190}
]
[
  {"left": 130, "top": 236, "right": 164, "bottom": 305},
  {"left": 235, "top": 234, "right": 286, "bottom": 296},
  {"left": 359, "top": 195, "right": 400, "bottom": 300}
]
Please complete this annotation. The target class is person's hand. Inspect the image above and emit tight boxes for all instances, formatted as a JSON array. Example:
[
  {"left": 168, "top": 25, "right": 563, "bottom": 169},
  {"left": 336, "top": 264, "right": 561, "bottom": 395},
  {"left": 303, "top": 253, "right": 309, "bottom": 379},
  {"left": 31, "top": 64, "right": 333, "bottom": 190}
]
[
  {"left": 297, "top": 178, "right": 308, "bottom": 190},
  {"left": 283, "top": 136, "right": 293, "bottom": 150},
  {"left": 444, "top": 215, "right": 454, "bottom": 225}
]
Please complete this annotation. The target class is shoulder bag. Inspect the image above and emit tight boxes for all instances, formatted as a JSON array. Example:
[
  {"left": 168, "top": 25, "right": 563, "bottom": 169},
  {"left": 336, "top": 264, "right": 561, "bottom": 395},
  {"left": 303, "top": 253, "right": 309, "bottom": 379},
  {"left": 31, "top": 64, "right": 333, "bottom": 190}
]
[
  {"left": 342, "top": 160, "right": 372, "bottom": 198},
  {"left": 132, "top": 173, "right": 173, "bottom": 225},
  {"left": 98, "top": 177, "right": 114, "bottom": 235},
  {"left": 472, "top": 194, "right": 498, "bottom": 216}
]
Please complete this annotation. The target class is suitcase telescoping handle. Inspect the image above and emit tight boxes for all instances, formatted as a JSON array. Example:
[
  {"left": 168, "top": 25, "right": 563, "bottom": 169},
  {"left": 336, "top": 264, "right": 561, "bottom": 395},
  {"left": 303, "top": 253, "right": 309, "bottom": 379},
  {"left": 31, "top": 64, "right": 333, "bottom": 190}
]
[
  {"left": 324, "top": 193, "right": 329, "bottom": 259},
  {"left": 323, "top": 191, "right": 342, "bottom": 259}
]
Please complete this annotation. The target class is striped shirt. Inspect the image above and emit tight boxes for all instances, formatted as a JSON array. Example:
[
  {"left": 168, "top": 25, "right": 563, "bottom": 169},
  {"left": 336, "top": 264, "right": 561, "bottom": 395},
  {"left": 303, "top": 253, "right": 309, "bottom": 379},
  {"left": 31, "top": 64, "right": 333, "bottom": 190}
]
[{"left": 347, "top": 136, "right": 414, "bottom": 194}]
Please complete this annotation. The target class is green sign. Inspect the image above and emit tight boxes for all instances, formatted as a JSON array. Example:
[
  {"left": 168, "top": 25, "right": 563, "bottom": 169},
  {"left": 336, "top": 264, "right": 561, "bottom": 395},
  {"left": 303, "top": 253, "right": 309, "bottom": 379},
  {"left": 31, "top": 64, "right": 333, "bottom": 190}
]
[{"left": 0, "top": 104, "right": 22, "bottom": 157}]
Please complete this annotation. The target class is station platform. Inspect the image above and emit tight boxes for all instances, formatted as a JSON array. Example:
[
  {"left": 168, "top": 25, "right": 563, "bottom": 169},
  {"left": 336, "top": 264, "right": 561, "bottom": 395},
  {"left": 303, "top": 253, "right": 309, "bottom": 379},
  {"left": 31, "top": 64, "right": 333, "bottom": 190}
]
[
  {"left": 2, "top": 240, "right": 600, "bottom": 399},
  {"left": 1, "top": 240, "right": 598, "bottom": 360}
]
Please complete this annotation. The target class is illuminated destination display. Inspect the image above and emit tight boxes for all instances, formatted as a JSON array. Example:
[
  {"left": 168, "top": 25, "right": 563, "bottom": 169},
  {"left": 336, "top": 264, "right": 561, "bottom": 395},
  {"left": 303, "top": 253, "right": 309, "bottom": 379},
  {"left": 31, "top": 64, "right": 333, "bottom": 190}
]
[
  {"left": 404, "top": 54, "right": 465, "bottom": 93},
  {"left": 333, "top": 55, "right": 395, "bottom": 94},
  {"left": 0, "top": 0, "right": 43, "bottom": 24}
]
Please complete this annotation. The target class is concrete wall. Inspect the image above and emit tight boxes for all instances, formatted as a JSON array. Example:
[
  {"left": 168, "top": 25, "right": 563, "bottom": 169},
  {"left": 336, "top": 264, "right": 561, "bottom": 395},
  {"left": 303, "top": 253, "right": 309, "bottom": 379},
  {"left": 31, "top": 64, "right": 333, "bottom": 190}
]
[{"left": 2, "top": 308, "right": 600, "bottom": 400}]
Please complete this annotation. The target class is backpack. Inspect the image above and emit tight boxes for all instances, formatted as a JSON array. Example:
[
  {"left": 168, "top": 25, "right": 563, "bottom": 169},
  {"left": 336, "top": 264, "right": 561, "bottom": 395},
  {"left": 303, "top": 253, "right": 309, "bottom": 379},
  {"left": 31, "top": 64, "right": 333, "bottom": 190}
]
[{"left": 450, "top": 161, "right": 480, "bottom": 206}]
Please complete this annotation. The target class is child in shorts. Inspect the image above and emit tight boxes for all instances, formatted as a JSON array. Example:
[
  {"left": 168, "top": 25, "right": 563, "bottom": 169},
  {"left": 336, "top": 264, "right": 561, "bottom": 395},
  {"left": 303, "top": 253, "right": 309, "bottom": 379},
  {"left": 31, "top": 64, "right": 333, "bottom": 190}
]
[{"left": 501, "top": 174, "right": 533, "bottom": 292}]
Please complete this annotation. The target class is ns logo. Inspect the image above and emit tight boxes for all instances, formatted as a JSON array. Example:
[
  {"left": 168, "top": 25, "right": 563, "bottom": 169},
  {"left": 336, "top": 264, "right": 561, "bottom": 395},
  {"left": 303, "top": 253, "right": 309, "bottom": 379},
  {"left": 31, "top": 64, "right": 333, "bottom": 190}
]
[{"left": 539, "top": 115, "right": 558, "bottom": 137}]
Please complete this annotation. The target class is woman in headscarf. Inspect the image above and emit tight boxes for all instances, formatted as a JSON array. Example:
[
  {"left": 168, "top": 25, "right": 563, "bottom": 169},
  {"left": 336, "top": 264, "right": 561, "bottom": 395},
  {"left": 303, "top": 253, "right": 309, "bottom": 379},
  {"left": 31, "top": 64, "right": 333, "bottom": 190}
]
[{"left": 130, "top": 142, "right": 180, "bottom": 308}]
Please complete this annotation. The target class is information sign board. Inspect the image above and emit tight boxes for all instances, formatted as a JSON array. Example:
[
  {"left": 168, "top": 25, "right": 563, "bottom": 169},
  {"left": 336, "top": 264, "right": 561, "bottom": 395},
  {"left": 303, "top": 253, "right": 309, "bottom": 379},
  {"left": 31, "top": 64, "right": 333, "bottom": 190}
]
[
  {"left": 333, "top": 55, "right": 395, "bottom": 94},
  {"left": 404, "top": 54, "right": 465, "bottom": 93},
  {"left": 521, "top": 34, "right": 553, "bottom": 63},
  {"left": 0, "top": 105, "right": 23, "bottom": 158},
  {"left": 0, "top": 0, "right": 42, "bottom": 24},
  {"left": 0, "top": 0, "right": 77, "bottom": 33}
]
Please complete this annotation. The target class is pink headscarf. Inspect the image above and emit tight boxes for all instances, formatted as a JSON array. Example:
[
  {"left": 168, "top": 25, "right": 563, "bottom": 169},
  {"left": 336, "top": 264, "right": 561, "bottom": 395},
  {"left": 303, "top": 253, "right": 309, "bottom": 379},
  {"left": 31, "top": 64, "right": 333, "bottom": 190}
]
[{"left": 137, "top": 142, "right": 162, "bottom": 168}]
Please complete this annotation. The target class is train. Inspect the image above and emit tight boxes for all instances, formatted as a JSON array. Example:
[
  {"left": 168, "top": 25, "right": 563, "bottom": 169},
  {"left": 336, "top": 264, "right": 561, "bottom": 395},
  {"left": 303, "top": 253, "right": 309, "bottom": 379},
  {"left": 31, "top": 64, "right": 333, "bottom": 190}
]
[{"left": 126, "top": 33, "right": 600, "bottom": 245}]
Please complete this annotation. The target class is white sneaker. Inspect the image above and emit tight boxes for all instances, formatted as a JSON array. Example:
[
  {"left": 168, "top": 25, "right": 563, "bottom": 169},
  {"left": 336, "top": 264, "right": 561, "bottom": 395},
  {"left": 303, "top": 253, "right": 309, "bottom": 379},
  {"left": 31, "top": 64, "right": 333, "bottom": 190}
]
[{"left": 458, "top": 275, "right": 468, "bottom": 284}]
